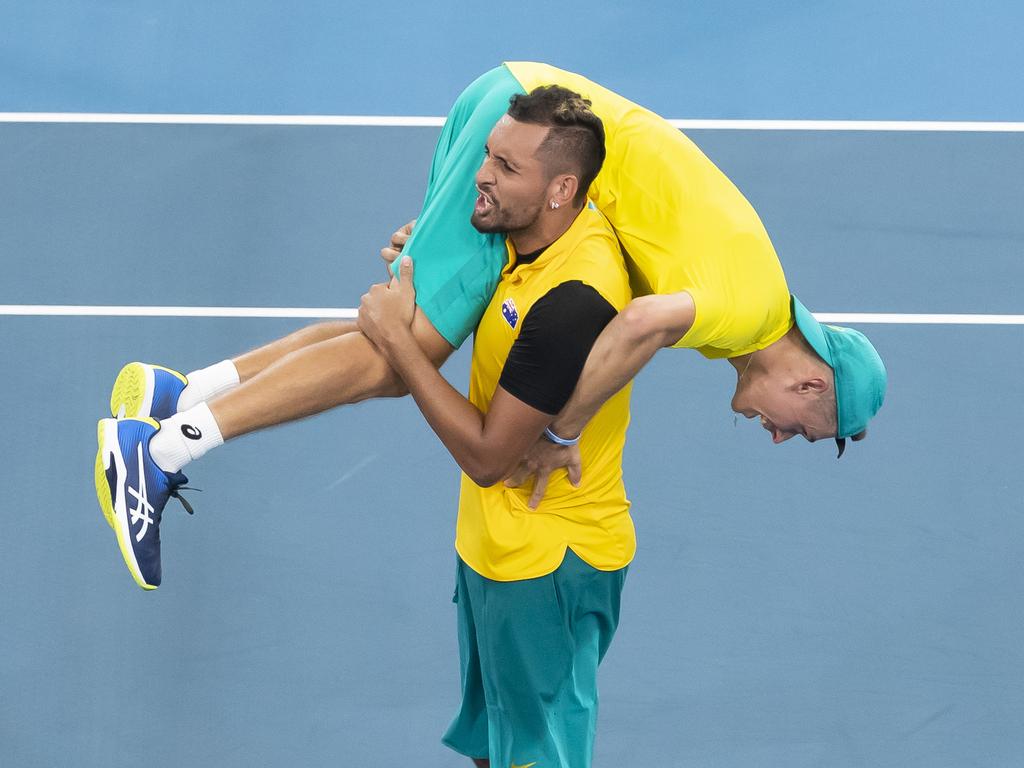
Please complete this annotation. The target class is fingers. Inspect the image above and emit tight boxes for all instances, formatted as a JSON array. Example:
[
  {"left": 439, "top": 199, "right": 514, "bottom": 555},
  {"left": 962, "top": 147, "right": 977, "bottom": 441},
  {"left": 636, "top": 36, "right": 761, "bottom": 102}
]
[
  {"left": 567, "top": 447, "right": 582, "bottom": 487},
  {"left": 388, "top": 256, "right": 413, "bottom": 291},
  {"left": 360, "top": 281, "right": 388, "bottom": 311},
  {"left": 389, "top": 219, "right": 416, "bottom": 250},
  {"left": 399, "top": 254, "right": 414, "bottom": 283},
  {"left": 567, "top": 462, "right": 582, "bottom": 487},
  {"left": 528, "top": 470, "right": 550, "bottom": 509},
  {"left": 381, "top": 218, "right": 416, "bottom": 270}
]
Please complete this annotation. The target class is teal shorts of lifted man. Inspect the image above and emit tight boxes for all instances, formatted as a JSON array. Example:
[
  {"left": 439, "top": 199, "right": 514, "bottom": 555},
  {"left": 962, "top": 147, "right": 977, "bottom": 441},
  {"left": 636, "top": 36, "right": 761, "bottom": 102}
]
[{"left": 394, "top": 64, "right": 526, "bottom": 348}]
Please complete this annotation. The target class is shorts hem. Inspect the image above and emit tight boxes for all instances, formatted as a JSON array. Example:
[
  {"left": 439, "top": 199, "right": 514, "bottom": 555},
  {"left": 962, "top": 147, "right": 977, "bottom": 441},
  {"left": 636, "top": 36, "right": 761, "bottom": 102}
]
[
  {"left": 441, "top": 734, "right": 487, "bottom": 761},
  {"left": 416, "top": 295, "right": 468, "bottom": 349}
]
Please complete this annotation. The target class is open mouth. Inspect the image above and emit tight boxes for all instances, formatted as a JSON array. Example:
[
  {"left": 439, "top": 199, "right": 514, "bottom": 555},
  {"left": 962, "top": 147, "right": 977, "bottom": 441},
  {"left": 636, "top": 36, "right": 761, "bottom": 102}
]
[
  {"left": 475, "top": 186, "right": 495, "bottom": 215},
  {"left": 760, "top": 415, "right": 782, "bottom": 442}
]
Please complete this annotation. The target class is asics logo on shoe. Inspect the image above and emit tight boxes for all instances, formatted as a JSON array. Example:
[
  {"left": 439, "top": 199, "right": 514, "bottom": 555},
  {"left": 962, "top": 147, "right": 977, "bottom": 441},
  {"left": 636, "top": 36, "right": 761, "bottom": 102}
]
[
  {"left": 181, "top": 424, "right": 202, "bottom": 440},
  {"left": 128, "top": 444, "right": 155, "bottom": 542}
]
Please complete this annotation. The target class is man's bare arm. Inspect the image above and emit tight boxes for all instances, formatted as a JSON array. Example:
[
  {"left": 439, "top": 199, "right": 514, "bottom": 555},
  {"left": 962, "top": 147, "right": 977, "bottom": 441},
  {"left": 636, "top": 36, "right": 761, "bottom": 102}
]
[
  {"left": 369, "top": 330, "right": 551, "bottom": 486},
  {"left": 504, "top": 291, "right": 696, "bottom": 508},
  {"left": 550, "top": 291, "right": 696, "bottom": 438},
  {"left": 358, "top": 257, "right": 552, "bottom": 486}
]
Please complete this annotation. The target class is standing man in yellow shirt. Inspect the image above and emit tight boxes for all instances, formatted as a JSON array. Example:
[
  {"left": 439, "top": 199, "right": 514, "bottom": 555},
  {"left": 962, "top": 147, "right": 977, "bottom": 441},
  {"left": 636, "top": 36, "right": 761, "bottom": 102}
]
[
  {"left": 96, "top": 62, "right": 885, "bottom": 589},
  {"left": 360, "top": 86, "right": 633, "bottom": 768}
]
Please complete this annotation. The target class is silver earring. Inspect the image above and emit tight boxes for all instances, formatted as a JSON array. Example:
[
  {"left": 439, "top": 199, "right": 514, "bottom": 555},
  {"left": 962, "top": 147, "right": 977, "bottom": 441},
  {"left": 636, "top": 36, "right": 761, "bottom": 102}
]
[{"left": 550, "top": 200, "right": 559, "bottom": 209}]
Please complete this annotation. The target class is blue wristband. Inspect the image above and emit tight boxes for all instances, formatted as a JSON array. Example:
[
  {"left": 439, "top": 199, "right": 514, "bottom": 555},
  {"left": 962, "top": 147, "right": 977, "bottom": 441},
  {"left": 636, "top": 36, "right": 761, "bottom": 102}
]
[{"left": 543, "top": 426, "right": 580, "bottom": 446}]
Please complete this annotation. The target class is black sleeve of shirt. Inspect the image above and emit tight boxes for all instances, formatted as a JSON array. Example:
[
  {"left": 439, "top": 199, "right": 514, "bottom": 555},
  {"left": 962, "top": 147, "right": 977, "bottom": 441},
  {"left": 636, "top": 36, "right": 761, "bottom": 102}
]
[{"left": 498, "top": 280, "right": 618, "bottom": 415}]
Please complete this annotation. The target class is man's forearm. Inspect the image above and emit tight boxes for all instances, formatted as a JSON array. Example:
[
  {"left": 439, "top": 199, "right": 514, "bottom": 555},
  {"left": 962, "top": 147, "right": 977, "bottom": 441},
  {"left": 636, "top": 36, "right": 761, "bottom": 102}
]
[
  {"left": 381, "top": 333, "right": 492, "bottom": 468},
  {"left": 379, "top": 332, "right": 539, "bottom": 486},
  {"left": 552, "top": 292, "right": 695, "bottom": 437},
  {"left": 358, "top": 257, "right": 546, "bottom": 486},
  {"left": 550, "top": 316, "right": 663, "bottom": 437}
]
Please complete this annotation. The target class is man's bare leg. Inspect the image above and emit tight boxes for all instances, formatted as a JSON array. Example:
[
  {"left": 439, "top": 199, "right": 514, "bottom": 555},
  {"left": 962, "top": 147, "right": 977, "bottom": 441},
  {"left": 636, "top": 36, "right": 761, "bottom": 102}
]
[
  {"left": 231, "top": 320, "right": 358, "bottom": 382},
  {"left": 148, "top": 310, "right": 452, "bottom": 472},
  {"left": 211, "top": 310, "right": 451, "bottom": 439},
  {"left": 171, "top": 321, "right": 358, "bottom": 413}
]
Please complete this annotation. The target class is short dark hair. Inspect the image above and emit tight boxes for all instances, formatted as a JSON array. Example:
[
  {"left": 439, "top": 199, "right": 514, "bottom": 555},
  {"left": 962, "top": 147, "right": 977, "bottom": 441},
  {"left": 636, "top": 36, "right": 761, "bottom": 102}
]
[{"left": 506, "top": 85, "right": 606, "bottom": 206}]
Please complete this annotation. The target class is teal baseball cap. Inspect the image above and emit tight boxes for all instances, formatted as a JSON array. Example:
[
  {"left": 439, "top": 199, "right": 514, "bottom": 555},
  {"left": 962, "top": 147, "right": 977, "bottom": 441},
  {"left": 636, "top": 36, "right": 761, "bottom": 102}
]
[{"left": 790, "top": 296, "right": 887, "bottom": 457}]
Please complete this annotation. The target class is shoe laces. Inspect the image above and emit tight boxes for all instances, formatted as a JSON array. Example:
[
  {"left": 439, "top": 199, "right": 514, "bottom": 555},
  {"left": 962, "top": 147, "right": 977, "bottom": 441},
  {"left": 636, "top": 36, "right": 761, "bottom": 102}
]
[
  {"left": 164, "top": 470, "right": 199, "bottom": 516},
  {"left": 166, "top": 475, "right": 198, "bottom": 518},
  {"left": 170, "top": 485, "right": 201, "bottom": 516}
]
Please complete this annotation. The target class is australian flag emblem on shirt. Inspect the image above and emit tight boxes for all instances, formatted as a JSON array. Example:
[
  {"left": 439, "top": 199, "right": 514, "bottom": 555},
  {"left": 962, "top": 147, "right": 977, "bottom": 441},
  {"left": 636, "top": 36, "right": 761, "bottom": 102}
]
[{"left": 501, "top": 298, "right": 519, "bottom": 329}]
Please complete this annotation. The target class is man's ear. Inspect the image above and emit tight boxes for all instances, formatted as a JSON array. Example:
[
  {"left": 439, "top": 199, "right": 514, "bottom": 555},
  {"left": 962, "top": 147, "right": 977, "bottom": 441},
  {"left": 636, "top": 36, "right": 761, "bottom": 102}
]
[
  {"left": 549, "top": 174, "right": 579, "bottom": 208},
  {"left": 798, "top": 376, "right": 829, "bottom": 395}
]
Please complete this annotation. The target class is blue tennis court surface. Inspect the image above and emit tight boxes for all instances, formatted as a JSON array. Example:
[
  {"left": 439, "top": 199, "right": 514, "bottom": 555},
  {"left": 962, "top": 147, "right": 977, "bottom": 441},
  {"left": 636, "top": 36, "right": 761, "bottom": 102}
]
[{"left": 2, "top": 5, "right": 1023, "bottom": 767}]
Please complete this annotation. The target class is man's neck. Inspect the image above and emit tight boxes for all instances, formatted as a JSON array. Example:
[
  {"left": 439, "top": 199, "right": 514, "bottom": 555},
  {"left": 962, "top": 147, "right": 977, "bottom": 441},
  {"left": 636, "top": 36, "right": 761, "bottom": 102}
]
[{"left": 509, "top": 205, "right": 582, "bottom": 254}]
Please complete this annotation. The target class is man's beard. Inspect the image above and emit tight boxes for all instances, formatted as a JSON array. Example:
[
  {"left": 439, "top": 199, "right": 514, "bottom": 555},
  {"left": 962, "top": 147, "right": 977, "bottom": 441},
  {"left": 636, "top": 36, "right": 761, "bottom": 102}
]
[
  {"left": 471, "top": 201, "right": 543, "bottom": 235},
  {"left": 470, "top": 209, "right": 502, "bottom": 233}
]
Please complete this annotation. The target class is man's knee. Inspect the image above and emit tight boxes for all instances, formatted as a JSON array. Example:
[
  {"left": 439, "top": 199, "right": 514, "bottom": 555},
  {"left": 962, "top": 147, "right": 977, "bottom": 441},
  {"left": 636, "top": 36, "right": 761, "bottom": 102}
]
[
  {"left": 344, "top": 309, "right": 452, "bottom": 401},
  {"left": 346, "top": 339, "right": 408, "bottom": 400},
  {"left": 411, "top": 309, "right": 455, "bottom": 367},
  {"left": 370, "top": 357, "right": 409, "bottom": 398}
]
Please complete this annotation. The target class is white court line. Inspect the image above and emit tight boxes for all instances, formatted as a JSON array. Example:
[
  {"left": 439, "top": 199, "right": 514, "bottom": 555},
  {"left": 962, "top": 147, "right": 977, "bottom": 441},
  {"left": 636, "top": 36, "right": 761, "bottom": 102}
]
[
  {"left": 0, "top": 305, "right": 359, "bottom": 318},
  {"left": 672, "top": 119, "right": 1024, "bottom": 132},
  {"left": 813, "top": 313, "right": 1024, "bottom": 325},
  {"left": 2, "top": 113, "right": 1024, "bottom": 132},
  {"left": 1, "top": 306, "right": 1022, "bottom": 324},
  {"left": 0, "top": 113, "right": 446, "bottom": 127}
]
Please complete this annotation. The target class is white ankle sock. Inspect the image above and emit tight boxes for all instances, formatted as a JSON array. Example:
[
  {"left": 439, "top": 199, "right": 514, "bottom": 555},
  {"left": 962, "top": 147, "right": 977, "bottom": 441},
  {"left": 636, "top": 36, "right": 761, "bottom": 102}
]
[
  {"left": 150, "top": 403, "right": 225, "bottom": 473},
  {"left": 178, "top": 360, "right": 240, "bottom": 412}
]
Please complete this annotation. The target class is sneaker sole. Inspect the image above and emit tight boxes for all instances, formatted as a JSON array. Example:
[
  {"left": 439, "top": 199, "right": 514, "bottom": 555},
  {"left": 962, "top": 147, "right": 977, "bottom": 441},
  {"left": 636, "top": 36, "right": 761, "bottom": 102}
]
[
  {"left": 110, "top": 362, "right": 186, "bottom": 419},
  {"left": 94, "top": 419, "right": 159, "bottom": 590}
]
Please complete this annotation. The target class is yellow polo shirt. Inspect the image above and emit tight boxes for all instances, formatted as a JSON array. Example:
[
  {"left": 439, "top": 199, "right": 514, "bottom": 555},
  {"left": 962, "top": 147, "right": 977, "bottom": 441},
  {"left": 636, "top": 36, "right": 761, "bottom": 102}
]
[
  {"left": 456, "top": 203, "right": 635, "bottom": 581},
  {"left": 506, "top": 61, "right": 792, "bottom": 359}
]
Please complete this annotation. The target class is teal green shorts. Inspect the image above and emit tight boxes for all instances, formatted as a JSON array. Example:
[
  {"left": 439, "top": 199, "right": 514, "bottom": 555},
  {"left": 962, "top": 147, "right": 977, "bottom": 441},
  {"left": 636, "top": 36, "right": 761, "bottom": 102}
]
[
  {"left": 442, "top": 549, "right": 628, "bottom": 768},
  {"left": 395, "top": 65, "right": 525, "bottom": 348}
]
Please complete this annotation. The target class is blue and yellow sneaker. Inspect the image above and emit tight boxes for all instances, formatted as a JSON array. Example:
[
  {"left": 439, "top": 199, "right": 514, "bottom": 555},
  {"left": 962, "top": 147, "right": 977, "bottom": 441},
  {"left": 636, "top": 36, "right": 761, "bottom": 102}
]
[
  {"left": 94, "top": 417, "right": 192, "bottom": 590},
  {"left": 110, "top": 362, "right": 187, "bottom": 421}
]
